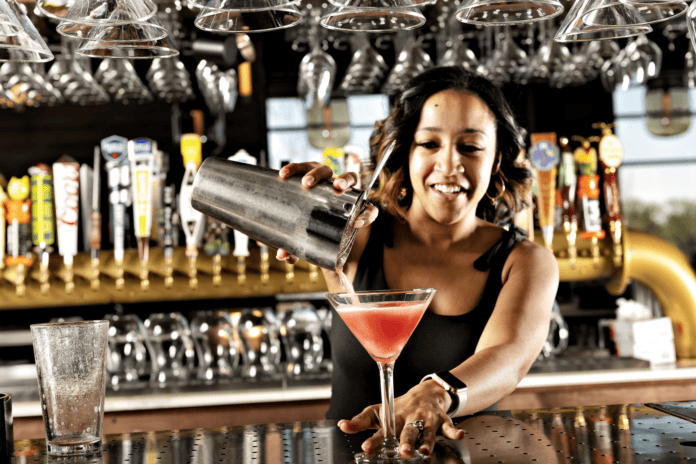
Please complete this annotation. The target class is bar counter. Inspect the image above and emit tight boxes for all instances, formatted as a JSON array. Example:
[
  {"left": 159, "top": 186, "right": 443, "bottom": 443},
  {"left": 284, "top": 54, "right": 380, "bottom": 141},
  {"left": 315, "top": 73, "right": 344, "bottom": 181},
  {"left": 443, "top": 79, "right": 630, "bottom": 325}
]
[
  {"left": 7, "top": 356, "right": 696, "bottom": 440},
  {"left": 10, "top": 402, "right": 696, "bottom": 463}
]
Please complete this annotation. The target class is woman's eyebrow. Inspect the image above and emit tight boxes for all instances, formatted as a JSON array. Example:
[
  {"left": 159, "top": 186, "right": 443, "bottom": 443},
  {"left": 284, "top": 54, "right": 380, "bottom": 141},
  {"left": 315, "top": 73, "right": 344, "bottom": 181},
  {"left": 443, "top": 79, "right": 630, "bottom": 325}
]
[{"left": 416, "top": 127, "right": 488, "bottom": 136}]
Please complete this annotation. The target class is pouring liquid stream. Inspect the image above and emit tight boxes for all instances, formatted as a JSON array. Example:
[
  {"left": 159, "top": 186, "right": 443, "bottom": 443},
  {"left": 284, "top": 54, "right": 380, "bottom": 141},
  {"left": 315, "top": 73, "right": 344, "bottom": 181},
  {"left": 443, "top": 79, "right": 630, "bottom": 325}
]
[{"left": 332, "top": 140, "right": 396, "bottom": 298}]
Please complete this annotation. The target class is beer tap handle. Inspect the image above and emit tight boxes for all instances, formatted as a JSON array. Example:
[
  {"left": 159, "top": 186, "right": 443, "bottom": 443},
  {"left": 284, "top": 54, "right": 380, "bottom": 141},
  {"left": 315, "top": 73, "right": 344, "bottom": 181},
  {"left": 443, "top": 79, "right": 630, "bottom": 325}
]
[
  {"left": 54, "top": 157, "right": 80, "bottom": 294},
  {"left": 574, "top": 136, "right": 604, "bottom": 268},
  {"left": 285, "top": 261, "right": 295, "bottom": 284},
  {"left": 5, "top": 176, "right": 31, "bottom": 296},
  {"left": 0, "top": 176, "right": 6, "bottom": 270},
  {"left": 227, "top": 149, "right": 258, "bottom": 285},
  {"left": 127, "top": 138, "right": 157, "bottom": 291},
  {"left": 597, "top": 124, "right": 625, "bottom": 269},
  {"left": 90, "top": 147, "right": 102, "bottom": 290},
  {"left": 529, "top": 133, "right": 560, "bottom": 252},
  {"left": 259, "top": 243, "right": 270, "bottom": 284},
  {"left": 162, "top": 185, "right": 175, "bottom": 288},
  {"left": 558, "top": 137, "right": 578, "bottom": 268},
  {"left": 180, "top": 134, "right": 204, "bottom": 289},
  {"left": 101, "top": 136, "right": 129, "bottom": 290},
  {"left": 308, "top": 263, "right": 320, "bottom": 283},
  {"left": 30, "top": 164, "right": 54, "bottom": 294},
  {"left": 204, "top": 220, "right": 229, "bottom": 287},
  {"left": 233, "top": 230, "right": 248, "bottom": 286}
]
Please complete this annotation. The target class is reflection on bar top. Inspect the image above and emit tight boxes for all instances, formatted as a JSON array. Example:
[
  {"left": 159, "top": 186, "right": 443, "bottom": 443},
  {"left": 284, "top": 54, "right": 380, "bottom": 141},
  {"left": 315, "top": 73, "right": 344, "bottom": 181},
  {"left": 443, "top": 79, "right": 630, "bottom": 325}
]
[
  {"left": 10, "top": 403, "right": 696, "bottom": 464},
  {"left": 5, "top": 359, "right": 696, "bottom": 418}
]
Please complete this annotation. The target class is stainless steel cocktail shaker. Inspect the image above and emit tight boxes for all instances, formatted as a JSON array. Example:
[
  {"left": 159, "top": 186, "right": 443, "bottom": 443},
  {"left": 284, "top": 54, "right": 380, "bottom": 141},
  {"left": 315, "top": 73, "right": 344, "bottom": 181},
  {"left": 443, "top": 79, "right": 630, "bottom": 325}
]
[{"left": 190, "top": 157, "right": 364, "bottom": 270}]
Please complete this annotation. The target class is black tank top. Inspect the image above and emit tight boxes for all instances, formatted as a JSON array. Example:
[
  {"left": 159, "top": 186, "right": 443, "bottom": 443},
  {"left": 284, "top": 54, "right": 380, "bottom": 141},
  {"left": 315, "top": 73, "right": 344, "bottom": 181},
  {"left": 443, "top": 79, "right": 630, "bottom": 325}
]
[{"left": 325, "top": 210, "right": 527, "bottom": 420}]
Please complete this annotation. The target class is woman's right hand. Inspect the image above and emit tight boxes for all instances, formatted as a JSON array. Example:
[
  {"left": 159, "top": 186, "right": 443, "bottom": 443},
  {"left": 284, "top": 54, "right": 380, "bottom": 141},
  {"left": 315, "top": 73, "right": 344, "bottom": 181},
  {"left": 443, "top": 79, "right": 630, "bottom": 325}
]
[{"left": 275, "top": 161, "right": 378, "bottom": 265}]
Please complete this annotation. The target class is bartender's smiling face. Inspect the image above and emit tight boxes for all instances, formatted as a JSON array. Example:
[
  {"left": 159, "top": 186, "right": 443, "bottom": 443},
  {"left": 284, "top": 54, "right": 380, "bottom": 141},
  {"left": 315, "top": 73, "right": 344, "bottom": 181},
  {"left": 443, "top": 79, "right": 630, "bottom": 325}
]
[{"left": 408, "top": 89, "right": 499, "bottom": 226}]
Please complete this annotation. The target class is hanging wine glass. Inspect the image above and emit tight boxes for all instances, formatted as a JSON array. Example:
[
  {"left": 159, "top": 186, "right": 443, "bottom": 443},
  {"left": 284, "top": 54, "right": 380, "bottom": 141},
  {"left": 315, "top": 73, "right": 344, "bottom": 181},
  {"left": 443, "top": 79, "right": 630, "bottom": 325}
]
[
  {"left": 0, "top": 0, "right": 53, "bottom": 62},
  {"left": 455, "top": 0, "right": 564, "bottom": 25},
  {"left": 554, "top": 0, "right": 652, "bottom": 42}
]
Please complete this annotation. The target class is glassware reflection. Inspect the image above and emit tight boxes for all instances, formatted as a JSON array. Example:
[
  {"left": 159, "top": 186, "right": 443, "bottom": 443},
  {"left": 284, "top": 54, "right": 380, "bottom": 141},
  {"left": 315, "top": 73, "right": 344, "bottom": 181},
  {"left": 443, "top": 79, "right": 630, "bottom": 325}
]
[
  {"left": 236, "top": 308, "right": 281, "bottom": 379},
  {"left": 277, "top": 303, "right": 324, "bottom": 377},
  {"left": 190, "top": 310, "right": 243, "bottom": 384},
  {"left": 104, "top": 313, "right": 153, "bottom": 389},
  {"left": 144, "top": 312, "right": 196, "bottom": 387}
]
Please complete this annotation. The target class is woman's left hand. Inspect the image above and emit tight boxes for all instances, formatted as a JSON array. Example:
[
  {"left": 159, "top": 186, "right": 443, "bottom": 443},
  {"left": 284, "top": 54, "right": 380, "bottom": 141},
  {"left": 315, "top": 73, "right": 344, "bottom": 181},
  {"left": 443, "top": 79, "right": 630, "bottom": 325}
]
[{"left": 337, "top": 381, "right": 466, "bottom": 457}]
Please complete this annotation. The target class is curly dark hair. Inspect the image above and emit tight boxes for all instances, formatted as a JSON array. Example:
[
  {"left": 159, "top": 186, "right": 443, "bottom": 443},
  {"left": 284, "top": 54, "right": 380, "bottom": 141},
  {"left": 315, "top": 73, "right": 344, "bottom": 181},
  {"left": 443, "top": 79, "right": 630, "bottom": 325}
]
[{"left": 370, "top": 66, "right": 531, "bottom": 225}]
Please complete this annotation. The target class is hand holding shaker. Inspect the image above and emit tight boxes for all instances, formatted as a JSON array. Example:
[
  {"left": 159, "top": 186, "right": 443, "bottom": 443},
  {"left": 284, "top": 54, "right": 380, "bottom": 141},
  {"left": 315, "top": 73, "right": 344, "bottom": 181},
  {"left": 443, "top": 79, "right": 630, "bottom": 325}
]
[
  {"left": 190, "top": 142, "right": 393, "bottom": 271},
  {"left": 31, "top": 320, "right": 109, "bottom": 456}
]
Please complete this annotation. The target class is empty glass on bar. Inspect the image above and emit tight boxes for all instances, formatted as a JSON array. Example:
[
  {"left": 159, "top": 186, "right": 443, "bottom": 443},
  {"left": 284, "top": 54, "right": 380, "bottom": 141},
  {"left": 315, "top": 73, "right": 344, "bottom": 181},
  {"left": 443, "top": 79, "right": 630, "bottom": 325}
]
[{"left": 30, "top": 320, "right": 109, "bottom": 456}]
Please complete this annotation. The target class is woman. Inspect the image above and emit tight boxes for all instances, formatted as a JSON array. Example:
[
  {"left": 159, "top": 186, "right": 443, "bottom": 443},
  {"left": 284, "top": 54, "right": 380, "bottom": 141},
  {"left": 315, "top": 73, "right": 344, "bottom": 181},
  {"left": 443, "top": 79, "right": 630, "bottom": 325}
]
[{"left": 277, "top": 66, "right": 559, "bottom": 458}]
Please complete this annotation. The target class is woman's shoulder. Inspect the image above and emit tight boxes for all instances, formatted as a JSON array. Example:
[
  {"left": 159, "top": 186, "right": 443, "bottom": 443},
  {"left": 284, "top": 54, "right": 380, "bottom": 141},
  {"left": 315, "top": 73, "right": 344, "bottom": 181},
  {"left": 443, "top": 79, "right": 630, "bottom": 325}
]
[{"left": 506, "top": 236, "right": 559, "bottom": 280}]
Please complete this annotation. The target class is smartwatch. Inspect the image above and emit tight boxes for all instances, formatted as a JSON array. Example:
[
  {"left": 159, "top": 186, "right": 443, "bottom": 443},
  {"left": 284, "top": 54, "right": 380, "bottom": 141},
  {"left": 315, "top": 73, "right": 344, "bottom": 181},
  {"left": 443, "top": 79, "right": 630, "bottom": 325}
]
[{"left": 421, "top": 371, "right": 468, "bottom": 418}]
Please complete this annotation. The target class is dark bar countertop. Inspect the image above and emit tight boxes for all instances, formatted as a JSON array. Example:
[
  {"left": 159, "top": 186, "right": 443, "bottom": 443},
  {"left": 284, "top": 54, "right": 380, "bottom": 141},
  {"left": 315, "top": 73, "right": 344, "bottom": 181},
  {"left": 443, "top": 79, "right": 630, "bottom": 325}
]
[{"left": 10, "top": 401, "right": 696, "bottom": 463}]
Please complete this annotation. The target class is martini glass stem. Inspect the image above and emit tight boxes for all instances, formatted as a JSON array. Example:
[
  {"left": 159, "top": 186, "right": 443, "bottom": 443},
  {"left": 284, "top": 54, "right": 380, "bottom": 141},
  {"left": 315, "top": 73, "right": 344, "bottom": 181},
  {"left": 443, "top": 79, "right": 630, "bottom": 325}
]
[{"left": 378, "top": 361, "right": 399, "bottom": 457}]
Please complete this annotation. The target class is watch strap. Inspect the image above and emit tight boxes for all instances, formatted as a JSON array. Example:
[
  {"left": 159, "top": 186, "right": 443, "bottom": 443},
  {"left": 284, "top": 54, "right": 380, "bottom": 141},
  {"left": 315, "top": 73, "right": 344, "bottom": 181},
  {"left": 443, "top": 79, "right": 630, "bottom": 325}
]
[{"left": 421, "top": 371, "right": 468, "bottom": 418}]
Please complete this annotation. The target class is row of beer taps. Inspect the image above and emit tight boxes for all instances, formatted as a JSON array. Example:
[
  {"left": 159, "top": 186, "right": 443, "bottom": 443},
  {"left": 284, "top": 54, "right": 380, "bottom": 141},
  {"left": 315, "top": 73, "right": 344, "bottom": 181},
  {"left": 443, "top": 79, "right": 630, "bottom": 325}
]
[
  {"left": 527, "top": 122, "right": 624, "bottom": 271},
  {"left": 0, "top": 135, "right": 319, "bottom": 297}
]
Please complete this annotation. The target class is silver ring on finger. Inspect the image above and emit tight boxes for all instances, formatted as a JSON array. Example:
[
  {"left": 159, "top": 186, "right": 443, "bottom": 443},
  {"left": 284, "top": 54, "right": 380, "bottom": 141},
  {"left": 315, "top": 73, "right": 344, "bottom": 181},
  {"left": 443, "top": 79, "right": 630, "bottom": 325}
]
[{"left": 405, "top": 420, "right": 424, "bottom": 439}]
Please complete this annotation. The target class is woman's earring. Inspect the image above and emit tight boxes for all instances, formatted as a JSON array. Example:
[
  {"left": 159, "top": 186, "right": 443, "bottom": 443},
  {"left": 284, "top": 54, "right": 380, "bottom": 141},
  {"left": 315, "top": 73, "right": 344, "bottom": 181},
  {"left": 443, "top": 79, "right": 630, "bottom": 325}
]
[
  {"left": 485, "top": 173, "right": 505, "bottom": 205},
  {"left": 457, "top": 165, "right": 465, "bottom": 173},
  {"left": 398, "top": 186, "right": 410, "bottom": 207}
]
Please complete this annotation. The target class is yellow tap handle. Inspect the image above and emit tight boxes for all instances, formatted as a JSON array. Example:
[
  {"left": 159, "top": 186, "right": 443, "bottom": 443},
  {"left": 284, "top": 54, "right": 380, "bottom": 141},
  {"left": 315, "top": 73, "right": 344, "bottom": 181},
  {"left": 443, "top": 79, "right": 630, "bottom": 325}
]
[
  {"left": 180, "top": 134, "right": 202, "bottom": 171},
  {"left": 91, "top": 258, "right": 100, "bottom": 291}
]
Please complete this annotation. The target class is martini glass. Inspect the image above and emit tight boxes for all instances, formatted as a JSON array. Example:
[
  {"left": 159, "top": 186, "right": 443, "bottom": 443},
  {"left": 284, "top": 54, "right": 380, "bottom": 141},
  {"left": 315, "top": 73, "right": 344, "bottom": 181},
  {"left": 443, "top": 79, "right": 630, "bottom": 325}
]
[{"left": 326, "top": 288, "right": 436, "bottom": 463}]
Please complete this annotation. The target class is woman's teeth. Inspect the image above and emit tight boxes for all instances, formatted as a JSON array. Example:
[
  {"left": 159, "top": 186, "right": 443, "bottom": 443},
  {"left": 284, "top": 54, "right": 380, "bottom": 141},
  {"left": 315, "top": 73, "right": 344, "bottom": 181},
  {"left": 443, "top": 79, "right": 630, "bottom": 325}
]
[{"left": 432, "top": 184, "right": 462, "bottom": 194}]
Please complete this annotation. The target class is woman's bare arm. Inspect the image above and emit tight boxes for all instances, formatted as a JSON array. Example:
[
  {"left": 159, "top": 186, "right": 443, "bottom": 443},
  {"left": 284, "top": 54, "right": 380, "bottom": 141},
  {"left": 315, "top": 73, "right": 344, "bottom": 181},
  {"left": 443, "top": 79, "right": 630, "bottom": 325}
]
[{"left": 445, "top": 240, "right": 559, "bottom": 415}]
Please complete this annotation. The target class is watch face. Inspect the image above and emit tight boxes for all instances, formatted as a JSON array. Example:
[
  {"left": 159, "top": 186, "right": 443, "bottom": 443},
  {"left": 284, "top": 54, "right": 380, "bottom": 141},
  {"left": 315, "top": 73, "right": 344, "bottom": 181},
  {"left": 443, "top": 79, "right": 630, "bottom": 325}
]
[{"left": 437, "top": 371, "right": 467, "bottom": 391}]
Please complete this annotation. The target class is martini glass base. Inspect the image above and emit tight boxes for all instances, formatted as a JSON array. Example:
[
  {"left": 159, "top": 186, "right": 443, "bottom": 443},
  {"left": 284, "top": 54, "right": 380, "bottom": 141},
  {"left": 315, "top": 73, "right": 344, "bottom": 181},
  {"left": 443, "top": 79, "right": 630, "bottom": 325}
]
[{"left": 354, "top": 439, "right": 427, "bottom": 463}]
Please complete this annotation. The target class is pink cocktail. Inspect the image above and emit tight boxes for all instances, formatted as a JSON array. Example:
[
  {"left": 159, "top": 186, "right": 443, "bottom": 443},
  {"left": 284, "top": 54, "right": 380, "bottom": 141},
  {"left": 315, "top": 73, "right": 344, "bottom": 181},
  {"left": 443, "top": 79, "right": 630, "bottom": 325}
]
[{"left": 326, "top": 288, "right": 436, "bottom": 464}]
